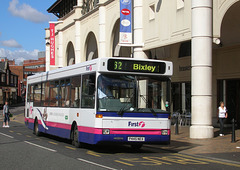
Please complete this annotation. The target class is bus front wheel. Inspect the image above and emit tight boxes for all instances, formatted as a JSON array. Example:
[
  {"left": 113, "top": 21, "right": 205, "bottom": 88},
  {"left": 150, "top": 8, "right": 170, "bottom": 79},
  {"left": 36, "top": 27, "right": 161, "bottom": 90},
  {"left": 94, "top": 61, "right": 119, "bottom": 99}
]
[
  {"left": 34, "top": 119, "right": 40, "bottom": 136},
  {"left": 73, "top": 125, "right": 81, "bottom": 148}
]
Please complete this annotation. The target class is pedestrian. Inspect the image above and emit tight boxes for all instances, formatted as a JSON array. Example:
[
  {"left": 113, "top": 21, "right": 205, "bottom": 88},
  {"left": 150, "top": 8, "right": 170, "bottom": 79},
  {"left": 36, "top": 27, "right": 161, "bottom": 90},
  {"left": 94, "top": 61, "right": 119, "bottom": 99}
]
[
  {"left": 217, "top": 101, "right": 228, "bottom": 136},
  {"left": 3, "top": 101, "right": 10, "bottom": 128}
]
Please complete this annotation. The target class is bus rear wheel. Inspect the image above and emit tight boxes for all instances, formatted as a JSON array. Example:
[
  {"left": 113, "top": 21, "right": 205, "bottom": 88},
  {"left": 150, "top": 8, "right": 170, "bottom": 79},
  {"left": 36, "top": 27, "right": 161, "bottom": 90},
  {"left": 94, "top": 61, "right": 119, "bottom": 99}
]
[
  {"left": 72, "top": 125, "right": 81, "bottom": 148},
  {"left": 34, "top": 119, "right": 40, "bottom": 136}
]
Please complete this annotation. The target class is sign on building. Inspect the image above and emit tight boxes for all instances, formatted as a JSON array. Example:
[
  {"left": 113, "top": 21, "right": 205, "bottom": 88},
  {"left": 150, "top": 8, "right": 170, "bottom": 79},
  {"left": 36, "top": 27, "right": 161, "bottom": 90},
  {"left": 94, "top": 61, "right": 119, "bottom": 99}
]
[
  {"left": 119, "top": 0, "right": 132, "bottom": 44},
  {"left": 50, "top": 23, "right": 55, "bottom": 65}
]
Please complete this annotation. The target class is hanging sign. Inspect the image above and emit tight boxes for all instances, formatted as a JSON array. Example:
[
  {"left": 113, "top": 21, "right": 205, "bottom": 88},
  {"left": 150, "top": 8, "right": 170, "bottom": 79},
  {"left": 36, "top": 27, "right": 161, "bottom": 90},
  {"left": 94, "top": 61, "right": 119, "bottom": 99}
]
[
  {"left": 49, "top": 23, "right": 55, "bottom": 65},
  {"left": 119, "top": 0, "right": 132, "bottom": 44}
]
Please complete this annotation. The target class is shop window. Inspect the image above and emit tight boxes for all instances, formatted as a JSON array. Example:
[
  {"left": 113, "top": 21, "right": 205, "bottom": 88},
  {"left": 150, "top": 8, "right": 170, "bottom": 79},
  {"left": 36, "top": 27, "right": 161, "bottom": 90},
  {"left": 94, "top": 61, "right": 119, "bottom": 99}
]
[
  {"left": 71, "top": 76, "right": 81, "bottom": 108},
  {"left": 172, "top": 82, "right": 191, "bottom": 113},
  {"left": 81, "top": 74, "right": 96, "bottom": 108},
  {"left": 179, "top": 41, "right": 191, "bottom": 58}
]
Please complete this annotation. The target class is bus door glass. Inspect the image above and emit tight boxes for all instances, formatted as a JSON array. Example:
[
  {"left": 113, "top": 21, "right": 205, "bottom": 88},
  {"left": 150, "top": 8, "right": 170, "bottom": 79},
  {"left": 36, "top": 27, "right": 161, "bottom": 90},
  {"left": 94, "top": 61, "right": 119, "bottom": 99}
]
[{"left": 26, "top": 85, "right": 34, "bottom": 118}]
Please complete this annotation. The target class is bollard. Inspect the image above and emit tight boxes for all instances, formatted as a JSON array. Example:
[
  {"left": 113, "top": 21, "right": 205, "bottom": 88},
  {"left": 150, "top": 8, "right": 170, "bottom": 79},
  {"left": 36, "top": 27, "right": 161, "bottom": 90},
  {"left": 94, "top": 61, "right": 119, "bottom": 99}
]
[
  {"left": 175, "top": 116, "right": 179, "bottom": 135},
  {"left": 231, "top": 118, "right": 236, "bottom": 143}
]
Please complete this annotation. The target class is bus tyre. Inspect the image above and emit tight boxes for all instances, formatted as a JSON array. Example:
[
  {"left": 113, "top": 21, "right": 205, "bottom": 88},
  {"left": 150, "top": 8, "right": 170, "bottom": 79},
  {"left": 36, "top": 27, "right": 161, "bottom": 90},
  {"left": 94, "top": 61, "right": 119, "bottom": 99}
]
[
  {"left": 131, "top": 144, "right": 143, "bottom": 150},
  {"left": 34, "top": 120, "right": 40, "bottom": 136},
  {"left": 73, "top": 125, "right": 81, "bottom": 148}
]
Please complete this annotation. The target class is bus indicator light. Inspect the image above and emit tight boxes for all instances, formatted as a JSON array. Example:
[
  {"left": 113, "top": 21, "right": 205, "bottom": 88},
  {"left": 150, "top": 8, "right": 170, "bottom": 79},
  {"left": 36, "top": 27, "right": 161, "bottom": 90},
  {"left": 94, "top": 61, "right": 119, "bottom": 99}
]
[{"left": 96, "top": 114, "right": 103, "bottom": 118}]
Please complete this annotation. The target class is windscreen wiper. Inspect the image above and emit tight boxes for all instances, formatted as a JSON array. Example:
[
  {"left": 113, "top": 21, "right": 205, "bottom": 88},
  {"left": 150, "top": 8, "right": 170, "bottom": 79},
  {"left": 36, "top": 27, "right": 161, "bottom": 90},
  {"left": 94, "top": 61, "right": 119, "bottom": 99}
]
[
  {"left": 139, "top": 95, "right": 157, "bottom": 117},
  {"left": 117, "top": 91, "right": 135, "bottom": 116}
]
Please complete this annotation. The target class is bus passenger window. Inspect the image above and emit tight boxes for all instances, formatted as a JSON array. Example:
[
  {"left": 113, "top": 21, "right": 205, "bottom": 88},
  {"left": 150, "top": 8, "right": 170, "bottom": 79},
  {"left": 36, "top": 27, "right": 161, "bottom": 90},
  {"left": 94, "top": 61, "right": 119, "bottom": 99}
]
[
  {"left": 27, "top": 85, "right": 33, "bottom": 102},
  {"left": 33, "top": 84, "right": 41, "bottom": 106},
  {"left": 50, "top": 80, "right": 59, "bottom": 107},
  {"left": 43, "top": 82, "right": 50, "bottom": 106},
  {"left": 71, "top": 76, "right": 81, "bottom": 108},
  {"left": 81, "top": 74, "right": 96, "bottom": 108}
]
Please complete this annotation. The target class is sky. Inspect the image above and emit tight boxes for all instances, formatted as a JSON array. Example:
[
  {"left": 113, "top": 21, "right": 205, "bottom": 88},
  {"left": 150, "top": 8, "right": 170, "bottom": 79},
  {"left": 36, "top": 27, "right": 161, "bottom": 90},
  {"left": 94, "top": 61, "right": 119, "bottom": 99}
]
[{"left": 0, "top": 0, "right": 57, "bottom": 64}]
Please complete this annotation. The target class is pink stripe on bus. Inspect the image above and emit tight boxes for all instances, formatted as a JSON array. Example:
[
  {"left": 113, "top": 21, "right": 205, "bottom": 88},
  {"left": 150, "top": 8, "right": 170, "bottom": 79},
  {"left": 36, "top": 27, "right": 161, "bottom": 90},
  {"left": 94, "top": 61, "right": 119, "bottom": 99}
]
[
  {"left": 110, "top": 129, "right": 162, "bottom": 135},
  {"left": 25, "top": 118, "right": 169, "bottom": 135}
]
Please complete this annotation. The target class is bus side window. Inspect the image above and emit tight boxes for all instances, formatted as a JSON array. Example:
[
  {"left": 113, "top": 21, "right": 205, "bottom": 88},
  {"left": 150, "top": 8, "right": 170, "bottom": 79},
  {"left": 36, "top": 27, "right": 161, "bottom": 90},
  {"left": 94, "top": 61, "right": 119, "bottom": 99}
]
[
  {"left": 81, "top": 74, "right": 96, "bottom": 108},
  {"left": 29, "top": 85, "right": 34, "bottom": 102},
  {"left": 43, "top": 82, "right": 50, "bottom": 106},
  {"left": 50, "top": 80, "right": 59, "bottom": 107},
  {"left": 27, "top": 85, "right": 31, "bottom": 102},
  {"left": 71, "top": 76, "right": 81, "bottom": 108},
  {"left": 60, "top": 79, "right": 71, "bottom": 107},
  {"left": 33, "top": 83, "right": 41, "bottom": 106}
]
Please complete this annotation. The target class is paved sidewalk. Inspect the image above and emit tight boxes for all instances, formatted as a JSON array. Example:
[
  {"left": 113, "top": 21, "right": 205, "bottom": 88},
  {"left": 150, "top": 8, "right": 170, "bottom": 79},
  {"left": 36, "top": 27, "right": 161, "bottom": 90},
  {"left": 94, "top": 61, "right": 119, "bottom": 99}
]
[{"left": 159, "top": 125, "right": 240, "bottom": 156}]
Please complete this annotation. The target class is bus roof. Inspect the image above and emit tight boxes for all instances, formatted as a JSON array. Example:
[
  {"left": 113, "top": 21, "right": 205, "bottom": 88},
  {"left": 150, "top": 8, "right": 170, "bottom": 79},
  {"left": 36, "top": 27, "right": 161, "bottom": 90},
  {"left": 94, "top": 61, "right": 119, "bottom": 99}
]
[{"left": 27, "top": 57, "right": 173, "bottom": 84}]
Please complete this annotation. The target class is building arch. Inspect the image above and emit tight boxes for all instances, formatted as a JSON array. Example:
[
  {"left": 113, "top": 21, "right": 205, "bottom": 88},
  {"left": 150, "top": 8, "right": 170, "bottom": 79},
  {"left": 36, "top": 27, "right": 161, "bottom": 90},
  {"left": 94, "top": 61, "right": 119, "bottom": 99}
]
[
  {"left": 220, "top": 1, "right": 240, "bottom": 46},
  {"left": 215, "top": 0, "right": 240, "bottom": 37},
  {"left": 66, "top": 41, "right": 75, "bottom": 66},
  {"left": 85, "top": 32, "right": 98, "bottom": 61},
  {"left": 111, "top": 19, "right": 131, "bottom": 57}
]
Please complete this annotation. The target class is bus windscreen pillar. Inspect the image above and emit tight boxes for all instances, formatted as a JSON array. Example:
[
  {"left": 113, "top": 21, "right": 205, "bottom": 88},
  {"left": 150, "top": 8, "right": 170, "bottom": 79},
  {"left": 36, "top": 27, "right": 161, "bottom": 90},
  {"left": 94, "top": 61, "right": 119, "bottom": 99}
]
[{"left": 190, "top": 0, "right": 214, "bottom": 139}]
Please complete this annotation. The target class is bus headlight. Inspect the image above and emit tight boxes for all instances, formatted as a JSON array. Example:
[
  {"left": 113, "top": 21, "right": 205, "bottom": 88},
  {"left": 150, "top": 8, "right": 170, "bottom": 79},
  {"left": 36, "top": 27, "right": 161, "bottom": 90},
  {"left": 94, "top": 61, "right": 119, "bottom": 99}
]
[
  {"left": 102, "top": 129, "right": 110, "bottom": 135},
  {"left": 161, "top": 130, "right": 168, "bottom": 135}
]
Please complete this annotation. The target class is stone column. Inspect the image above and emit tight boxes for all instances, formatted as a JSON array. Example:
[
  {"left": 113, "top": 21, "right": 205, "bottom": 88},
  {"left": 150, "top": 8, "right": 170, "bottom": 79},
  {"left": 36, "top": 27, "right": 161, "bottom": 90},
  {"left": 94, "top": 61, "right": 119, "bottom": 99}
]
[
  {"left": 190, "top": 0, "right": 214, "bottom": 138},
  {"left": 77, "top": 0, "right": 83, "bottom": 6},
  {"left": 99, "top": 1, "right": 106, "bottom": 58},
  {"left": 45, "top": 28, "right": 50, "bottom": 71},
  {"left": 75, "top": 20, "right": 82, "bottom": 63},
  {"left": 58, "top": 30, "right": 63, "bottom": 67},
  {"left": 133, "top": 0, "right": 146, "bottom": 59}
]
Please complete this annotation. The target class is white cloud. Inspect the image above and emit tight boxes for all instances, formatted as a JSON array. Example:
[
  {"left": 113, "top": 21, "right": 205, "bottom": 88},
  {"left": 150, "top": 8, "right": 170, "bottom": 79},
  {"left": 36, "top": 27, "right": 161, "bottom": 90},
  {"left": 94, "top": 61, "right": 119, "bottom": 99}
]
[
  {"left": 0, "top": 48, "right": 39, "bottom": 64},
  {"left": 8, "top": 0, "right": 50, "bottom": 23},
  {"left": 0, "top": 39, "right": 22, "bottom": 48}
]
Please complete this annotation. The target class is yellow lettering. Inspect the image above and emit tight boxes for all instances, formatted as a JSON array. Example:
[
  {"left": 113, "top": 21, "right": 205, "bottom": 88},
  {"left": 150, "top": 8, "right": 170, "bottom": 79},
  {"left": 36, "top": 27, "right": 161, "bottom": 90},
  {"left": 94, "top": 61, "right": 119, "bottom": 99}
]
[{"left": 133, "top": 64, "right": 139, "bottom": 70}]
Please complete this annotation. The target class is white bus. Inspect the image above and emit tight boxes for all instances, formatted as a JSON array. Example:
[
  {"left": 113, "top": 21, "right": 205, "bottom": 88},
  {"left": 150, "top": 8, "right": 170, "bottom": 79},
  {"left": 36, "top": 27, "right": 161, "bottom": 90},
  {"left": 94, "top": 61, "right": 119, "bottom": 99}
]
[{"left": 25, "top": 57, "right": 173, "bottom": 149}]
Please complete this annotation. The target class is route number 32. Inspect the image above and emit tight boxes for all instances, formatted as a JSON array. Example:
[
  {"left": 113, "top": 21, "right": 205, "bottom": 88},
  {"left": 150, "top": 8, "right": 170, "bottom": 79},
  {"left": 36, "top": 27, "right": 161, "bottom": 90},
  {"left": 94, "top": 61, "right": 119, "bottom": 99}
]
[{"left": 114, "top": 61, "right": 123, "bottom": 70}]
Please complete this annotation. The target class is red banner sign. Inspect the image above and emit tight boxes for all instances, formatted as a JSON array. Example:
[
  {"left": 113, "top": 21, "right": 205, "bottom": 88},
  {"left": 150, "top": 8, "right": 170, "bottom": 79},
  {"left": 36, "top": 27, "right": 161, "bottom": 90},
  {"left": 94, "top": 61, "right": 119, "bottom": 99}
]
[{"left": 50, "top": 23, "right": 55, "bottom": 65}]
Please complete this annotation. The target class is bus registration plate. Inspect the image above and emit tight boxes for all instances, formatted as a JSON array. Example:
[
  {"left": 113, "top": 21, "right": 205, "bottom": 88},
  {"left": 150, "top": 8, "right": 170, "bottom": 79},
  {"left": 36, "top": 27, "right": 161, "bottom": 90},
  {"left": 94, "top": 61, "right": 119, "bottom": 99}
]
[{"left": 128, "top": 137, "right": 145, "bottom": 141}]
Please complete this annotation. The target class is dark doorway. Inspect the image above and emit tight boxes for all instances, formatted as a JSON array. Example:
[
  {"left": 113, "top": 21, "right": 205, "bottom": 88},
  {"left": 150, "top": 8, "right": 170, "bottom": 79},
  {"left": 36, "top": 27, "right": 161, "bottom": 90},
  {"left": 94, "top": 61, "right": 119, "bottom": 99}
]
[{"left": 226, "top": 80, "right": 240, "bottom": 127}]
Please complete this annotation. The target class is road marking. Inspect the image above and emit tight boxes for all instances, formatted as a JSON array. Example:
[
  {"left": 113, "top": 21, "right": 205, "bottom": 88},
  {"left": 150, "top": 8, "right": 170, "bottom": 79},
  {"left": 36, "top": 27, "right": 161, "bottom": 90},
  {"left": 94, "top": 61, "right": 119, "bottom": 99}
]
[
  {"left": 175, "top": 153, "right": 240, "bottom": 168},
  {"left": 24, "top": 141, "right": 57, "bottom": 152},
  {"left": 48, "top": 141, "right": 58, "bottom": 145},
  {"left": 65, "top": 146, "right": 76, "bottom": 150},
  {"left": 0, "top": 132, "right": 14, "bottom": 138},
  {"left": 114, "top": 160, "right": 134, "bottom": 166},
  {"left": 77, "top": 158, "right": 117, "bottom": 170},
  {"left": 9, "top": 130, "right": 14, "bottom": 133},
  {"left": 17, "top": 133, "right": 22, "bottom": 135},
  {"left": 87, "top": 150, "right": 101, "bottom": 157},
  {"left": 26, "top": 135, "right": 31, "bottom": 138}
]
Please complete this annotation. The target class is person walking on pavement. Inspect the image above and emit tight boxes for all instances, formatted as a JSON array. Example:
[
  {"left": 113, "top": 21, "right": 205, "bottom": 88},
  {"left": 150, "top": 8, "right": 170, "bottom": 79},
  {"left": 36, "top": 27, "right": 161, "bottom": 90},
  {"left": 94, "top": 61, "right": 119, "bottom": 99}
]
[
  {"left": 217, "top": 101, "right": 228, "bottom": 136},
  {"left": 3, "top": 101, "right": 10, "bottom": 128}
]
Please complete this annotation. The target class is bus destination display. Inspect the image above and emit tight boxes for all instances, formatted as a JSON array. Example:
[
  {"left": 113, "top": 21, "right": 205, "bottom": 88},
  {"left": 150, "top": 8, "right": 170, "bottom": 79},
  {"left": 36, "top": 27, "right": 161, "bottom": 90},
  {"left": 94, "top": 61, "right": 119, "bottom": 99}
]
[{"left": 108, "top": 59, "right": 166, "bottom": 74}]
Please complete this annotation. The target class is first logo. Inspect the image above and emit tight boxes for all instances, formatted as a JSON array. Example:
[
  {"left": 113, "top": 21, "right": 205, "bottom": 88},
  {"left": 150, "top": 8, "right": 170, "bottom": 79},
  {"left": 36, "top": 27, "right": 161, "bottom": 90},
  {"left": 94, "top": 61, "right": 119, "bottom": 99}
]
[{"left": 121, "top": 0, "right": 131, "bottom": 5}]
